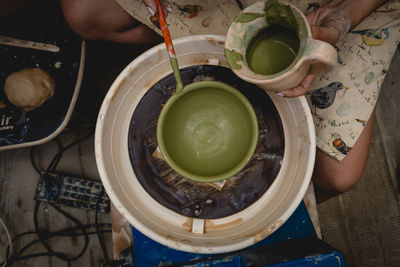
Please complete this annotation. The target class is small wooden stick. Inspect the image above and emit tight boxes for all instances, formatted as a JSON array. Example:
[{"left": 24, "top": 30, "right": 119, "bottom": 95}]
[{"left": 0, "top": 35, "right": 60, "bottom": 52}]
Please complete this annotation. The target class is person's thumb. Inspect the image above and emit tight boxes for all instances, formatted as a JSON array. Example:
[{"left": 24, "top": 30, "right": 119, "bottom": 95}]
[
  {"left": 310, "top": 25, "right": 341, "bottom": 45},
  {"left": 143, "top": 0, "right": 157, "bottom": 16}
]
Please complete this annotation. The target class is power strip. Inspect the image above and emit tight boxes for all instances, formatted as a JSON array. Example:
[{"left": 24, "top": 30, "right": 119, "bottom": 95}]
[{"left": 35, "top": 172, "right": 110, "bottom": 213}]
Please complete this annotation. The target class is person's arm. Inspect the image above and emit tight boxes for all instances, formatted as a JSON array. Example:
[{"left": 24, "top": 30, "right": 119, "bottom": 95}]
[
  {"left": 280, "top": 0, "right": 386, "bottom": 98},
  {"left": 60, "top": 0, "right": 171, "bottom": 45},
  {"left": 347, "top": 0, "right": 386, "bottom": 29}
]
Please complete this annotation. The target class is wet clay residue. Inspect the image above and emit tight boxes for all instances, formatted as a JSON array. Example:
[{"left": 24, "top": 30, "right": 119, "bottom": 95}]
[
  {"left": 264, "top": 0, "right": 298, "bottom": 31},
  {"left": 128, "top": 65, "right": 284, "bottom": 219},
  {"left": 246, "top": 24, "right": 299, "bottom": 75},
  {"left": 246, "top": 0, "right": 300, "bottom": 75}
]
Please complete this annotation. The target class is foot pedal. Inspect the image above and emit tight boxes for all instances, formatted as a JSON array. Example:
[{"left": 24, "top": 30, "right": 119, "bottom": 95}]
[{"left": 35, "top": 172, "right": 110, "bottom": 213}]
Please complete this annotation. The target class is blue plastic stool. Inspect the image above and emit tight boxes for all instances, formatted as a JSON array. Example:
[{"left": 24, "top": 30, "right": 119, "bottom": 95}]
[{"left": 131, "top": 201, "right": 345, "bottom": 266}]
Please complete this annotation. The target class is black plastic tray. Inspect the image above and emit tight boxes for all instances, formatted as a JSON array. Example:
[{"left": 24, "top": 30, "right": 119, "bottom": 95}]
[{"left": 0, "top": 0, "right": 83, "bottom": 150}]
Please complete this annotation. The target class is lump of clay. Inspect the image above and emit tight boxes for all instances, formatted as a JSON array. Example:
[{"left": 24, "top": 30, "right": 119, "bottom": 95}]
[
  {"left": 4, "top": 68, "right": 55, "bottom": 111},
  {"left": 0, "top": 100, "right": 6, "bottom": 109}
]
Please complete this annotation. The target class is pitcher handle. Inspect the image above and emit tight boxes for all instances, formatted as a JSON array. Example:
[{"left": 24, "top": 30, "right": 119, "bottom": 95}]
[{"left": 302, "top": 38, "right": 338, "bottom": 75}]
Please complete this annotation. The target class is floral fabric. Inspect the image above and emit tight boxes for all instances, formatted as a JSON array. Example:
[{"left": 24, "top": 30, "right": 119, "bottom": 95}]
[{"left": 117, "top": 0, "right": 400, "bottom": 161}]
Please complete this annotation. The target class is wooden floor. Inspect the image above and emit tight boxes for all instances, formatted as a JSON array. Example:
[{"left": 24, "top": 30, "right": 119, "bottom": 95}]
[
  {"left": 1, "top": 41, "right": 400, "bottom": 266},
  {"left": 0, "top": 41, "right": 150, "bottom": 267},
  {"left": 317, "top": 46, "right": 400, "bottom": 267}
]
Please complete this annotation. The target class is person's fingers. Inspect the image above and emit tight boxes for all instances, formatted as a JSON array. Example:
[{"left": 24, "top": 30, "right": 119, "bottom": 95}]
[
  {"left": 278, "top": 74, "right": 316, "bottom": 98},
  {"left": 162, "top": 0, "right": 172, "bottom": 13},
  {"left": 143, "top": 0, "right": 171, "bottom": 17},
  {"left": 306, "top": 9, "right": 322, "bottom": 26},
  {"left": 310, "top": 25, "right": 341, "bottom": 44},
  {"left": 143, "top": 0, "right": 157, "bottom": 16}
]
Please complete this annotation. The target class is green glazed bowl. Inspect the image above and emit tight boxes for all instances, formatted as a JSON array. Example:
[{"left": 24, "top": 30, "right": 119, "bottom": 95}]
[{"left": 157, "top": 81, "right": 258, "bottom": 182}]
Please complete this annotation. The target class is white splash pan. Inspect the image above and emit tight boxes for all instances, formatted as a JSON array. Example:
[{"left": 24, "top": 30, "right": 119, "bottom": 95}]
[{"left": 95, "top": 35, "right": 315, "bottom": 254}]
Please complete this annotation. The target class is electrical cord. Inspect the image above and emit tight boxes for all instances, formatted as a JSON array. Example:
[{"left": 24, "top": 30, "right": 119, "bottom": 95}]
[
  {"left": 96, "top": 188, "right": 110, "bottom": 265},
  {"left": 33, "top": 201, "right": 89, "bottom": 265},
  {"left": 0, "top": 216, "right": 12, "bottom": 267},
  {"left": 6, "top": 223, "right": 112, "bottom": 262},
  {"left": 30, "top": 130, "right": 94, "bottom": 175},
  {"left": 10, "top": 223, "right": 112, "bottom": 243},
  {"left": 7, "top": 227, "right": 112, "bottom": 266},
  {"left": 6, "top": 128, "right": 114, "bottom": 266}
]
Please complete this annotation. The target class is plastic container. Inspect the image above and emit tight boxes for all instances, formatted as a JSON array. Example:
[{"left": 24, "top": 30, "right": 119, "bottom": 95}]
[{"left": 0, "top": 1, "right": 85, "bottom": 151}]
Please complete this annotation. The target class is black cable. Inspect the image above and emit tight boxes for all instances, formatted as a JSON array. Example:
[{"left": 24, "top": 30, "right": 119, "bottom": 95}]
[
  {"left": 8, "top": 230, "right": 112, "bottom": 265},
  {"left": 45, "top": 137, "right": 65, "bottom": 173},
  {"left": 30, "top": 146, "right": 41, "bottom": 174},
  {"left": 7, "top": 225, "right": 112, "bottom": 263},
  {"left": 6, "top": 128, "right": 114, "bottom": 266},
  {"left": 30, "top": 137, "right": 63, "bottom": 175},
  {"left": 10, "top": 223, "right": 112, "bottom": 243},
  {"left": 45, "top": 130, "right": 94, "bottom": 173},
  {"left": 30, "top": 130, "right": 94, "bottom": 175},
  {"left": 7, "top": 201, "right": 85, "bottom": 266},
  {"left": 7, "top": 233, "right": 47, "bottom": 266},
  {"left": 34, "top": 201, "right": 90, "bottom": 262},
  {"left": 48, "top": 201, "right": 90, "bottom": 260},
  {"left": 17, "top": 253, "right": 57, "bottom": 261},
  {"left": 96, "top": 188, "right": 110, "bottom": 265}
]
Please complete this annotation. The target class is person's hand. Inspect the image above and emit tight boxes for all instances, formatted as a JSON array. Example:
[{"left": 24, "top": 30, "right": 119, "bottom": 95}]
[
  {"left": 278, "top": 0, "right": 351, "bottom": 98},
  {"left": 143, "top": 0, "right": 172, "bottom": 17}
]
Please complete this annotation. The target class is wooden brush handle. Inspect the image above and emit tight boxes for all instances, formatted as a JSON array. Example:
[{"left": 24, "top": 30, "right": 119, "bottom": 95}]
[
  {"left": 155, "top": 0, "right": 183, "bottom": 92},
  {"left": 155, "top": 0, "right": 175, "bottom": 57}
]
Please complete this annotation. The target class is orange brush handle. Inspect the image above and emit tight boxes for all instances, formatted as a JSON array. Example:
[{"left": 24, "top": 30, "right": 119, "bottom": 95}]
[
  {"left": 155, "top": 0, "right": 183, "bottom": 92},
  {"left": 155, "top": 0, "right": 175, "bottom": 57}
]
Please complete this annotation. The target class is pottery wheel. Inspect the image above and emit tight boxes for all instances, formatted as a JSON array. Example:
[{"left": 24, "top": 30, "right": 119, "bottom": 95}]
[{"left": 128, "top": 65, "right": 284, "bottom": 219}]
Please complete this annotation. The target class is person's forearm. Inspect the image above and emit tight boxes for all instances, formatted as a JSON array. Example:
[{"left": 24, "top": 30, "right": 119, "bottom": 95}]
[
  {"left": 0, "top": 0, "right": 27, "bottom": 16},
  {"left": 346, "top": 0, "right": 387, "bottom": 29}
]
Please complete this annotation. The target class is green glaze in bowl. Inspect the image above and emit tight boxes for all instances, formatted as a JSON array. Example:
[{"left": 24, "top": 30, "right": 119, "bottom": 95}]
[{"left": 157, "top": 81, "right": 258, "bottom": 182}]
